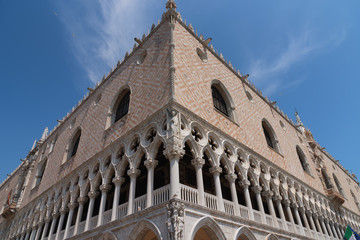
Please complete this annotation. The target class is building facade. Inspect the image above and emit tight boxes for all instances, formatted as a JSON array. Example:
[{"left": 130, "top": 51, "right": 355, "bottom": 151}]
[{"left": 1, "top": 1, "right": 360, "bottom": 240}]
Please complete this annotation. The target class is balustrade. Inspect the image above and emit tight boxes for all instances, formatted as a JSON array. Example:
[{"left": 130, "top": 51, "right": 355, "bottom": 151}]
[
  {"left": 204, "top": 193, "right": 217, "bottom": 210},
  {"left": 223, "top": 199, "right": 235, "bottom": 215}
]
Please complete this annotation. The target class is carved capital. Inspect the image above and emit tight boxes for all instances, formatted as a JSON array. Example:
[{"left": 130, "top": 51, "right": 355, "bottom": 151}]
[
  {"left": 225, "top": 173, "right": 237, "bottom": 183},
  {"left": 209, "top": 166, "right": 222, "bottom": 176},
  {"left": 77, "top": 196, "right": 88, "bottom": 204},
  {"left": 127, "top": 168, "right": 141, "bottom": 178},
  {"left": 251, "top": 185, "right": 262, "bottom": 194},
  {"left": 282, "top": 199, "right": 291, "bottom": 207},
  {"left": 100, "top": 184, "right": 111, "bottom": 193},
  {"left": 112, "top": 176, "right": 125, "bottom": 185},
  {"left": 239, "top": 179, "right": 250, "bottom": 188},
  {"left": 262, "top": 190, "right": 273, "bottom": 199},
  {"left": 273, "top": 195, "right": 282, "bottom": 202},
  {"left": 68, "top": 202, "right": 78, "bottom": 210},
  {"left": 164, "top": 143, "right": 185, "bottom": 160},
  {"left": 88, "top": 190, "right": 99, "bottom": 199},
  {"left": 191, "top": 158, "right": 205, "bottom": 169},
  {"left": 290, "top": 202, "right": 298, "bottom": 209},
  {"left": 144, "top": 159, "right": 158, "bottom": 170},
  {"left": 59, "top": 207, "right": 67, "bottom": 214}
]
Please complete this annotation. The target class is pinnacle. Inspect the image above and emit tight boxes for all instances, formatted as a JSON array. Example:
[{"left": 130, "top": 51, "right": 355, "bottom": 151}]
[{"left": 166, "top": 0, "right": 177, "bottom": 10}]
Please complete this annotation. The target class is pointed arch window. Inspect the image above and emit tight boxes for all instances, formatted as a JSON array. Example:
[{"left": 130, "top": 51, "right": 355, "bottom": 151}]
[
  {"left": 114, "top": 90, "right": 130, "bottom": 122},
  {"left": 321, "top": 169, "right": 333, "bottom": 190},
  {"left": 68, "top": 129, "right": 81, "bottom": 159},
  {"left": 333, "top": 174, "right": 345, "bottom": 197},
  {"left": 34, "top": 158, "right": 47, "bottom": 188},
  {"left": 262, "top": 120, "right": 280, "bottom": 153},
  {"left": 296, "top": 146, "right": 311, "bottom": 174},
  {"left": 212, "top": 86, "right": 228, "bottom": 116}
]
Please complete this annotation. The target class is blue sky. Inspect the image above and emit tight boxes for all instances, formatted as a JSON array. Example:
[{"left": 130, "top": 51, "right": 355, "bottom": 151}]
[{"left": 0, "top": 0, "right": 359, "bottom": 184}]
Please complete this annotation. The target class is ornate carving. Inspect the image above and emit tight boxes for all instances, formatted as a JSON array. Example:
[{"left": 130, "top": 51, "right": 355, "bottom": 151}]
[
  {"left": 144, "top": 159, "right": 158, "bottom": 170},
  {"left": 166, "top": 199, "right": 185, "bottom": 240},
  {"left": 163, "top": 138, "right": 185, "bottom": 160},
  {"left": 191, "top": 158, "right": 205, "bottom": 169}
]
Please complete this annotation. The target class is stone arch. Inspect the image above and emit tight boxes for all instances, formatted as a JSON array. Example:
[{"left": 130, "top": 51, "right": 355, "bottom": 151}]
[
  {"left": 190, "top": 216, "right": 226, "bottom": 240},
  {"left": 233, "top": 226, "right": 257, "bottom": 240},
  {"left": 105, "top": 85, "right": 131, "bottom": 129},
  {"left": 128, "top": 219, "right": 163, "bottom": 240},
  {"left": 265, "top": 233, "right": 279, "bottom": 240}
]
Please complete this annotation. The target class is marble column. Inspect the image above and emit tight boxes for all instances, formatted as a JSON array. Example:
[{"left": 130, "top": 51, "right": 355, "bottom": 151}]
[
  {"left": 191, "top": 158, "right": 205, "bottom": 206},
  {"left": 306, "top": 210, "right": 316, "bottom": 231},
  {"left": 84, "top": 191, "right": 98, "bottom": 231},
  {"left": 313, "top": 213, "right": 323, "bottom": 234},
  {"left": 164, "top": 144, "right": 184, "bottom": 199},
  {"left": 29, "top": 227, "right": 36, "bottom": 240},
  {"left": 292, "top": 204, "right": 305, "bottom": 235},
  {"left": 39, "top": 219, "right": 50, "bottom": 240},
  {"left": 239, "top": 180, "right": 253, "bottom": 220},
  {"left": 324, "top": 218, "right": 333, "bottom": 237},
  {"left": 263, "top": 190, "right": 278, "bottom": 227},
  {"left": 97, "top": 184, "right": 111, "bottom": 226},
  {"left": 74, "top": 196, "right": 87, "bottom": 235},
  {"left": 274, "top": 196, "right": 287, "bottom": 228},
  {"left": 144, "top": 159, "right": 158, "bottom": 208},
  {"left": 330, "top": 222, "right": 339, "bottom": 239},
  {"left": 252, "top": 185, "right": 265, "bottom": 222},
  {"left": 283, "top": 199, "right": 296, "bottom": 230},
  {"left": 34, "top": 221, "right": 43, "bottom": 240},
  {"left": 209, "top": 166, "right": 224, "bottom": 211},
  {"left": 111, "top": 177, "right": 124, "bottom": 221},
  {"left": 48, "top": 213, "right": 59, "bottom": 240},
  {"left": 127, "top": 168, "right": 140, "bottom": 215},
  {"left": 226, "top": 173, "right": 240, "bottom": 216},
  {"left": 299, "top": 207, "right": 310, "bottom": 230},
  {"left": 319, "top": 216, "right": 329, "bottom": 236},
  {"left": 23, "top": 230, "right": 31, "bottom": 240},
  {"left": 63, "top": 202, "right": 77, "bottom": 239},
  {"left": 54, "top": 208, "right": 66, "bottom": 240}
]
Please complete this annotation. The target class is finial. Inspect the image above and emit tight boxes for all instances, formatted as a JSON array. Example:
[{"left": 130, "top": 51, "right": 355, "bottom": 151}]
[
  {"left": 31, "top": 139, "right": 37, "bottom": 151},
  {"left": 166, "top": 0, "right": 176, "bottom": 10},
  {"left": 40, "top": 127, "right": 49, "bottom": 142}
]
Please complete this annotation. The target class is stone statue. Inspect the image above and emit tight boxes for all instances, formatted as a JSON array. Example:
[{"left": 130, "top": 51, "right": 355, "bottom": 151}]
[{"left": 166, "top": 200, "right": 185, "bottom": 240}]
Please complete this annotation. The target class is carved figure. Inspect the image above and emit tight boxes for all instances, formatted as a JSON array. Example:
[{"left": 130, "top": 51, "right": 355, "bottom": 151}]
[{"left": 166, "top": 200, "right": 185, "bottom": 240}]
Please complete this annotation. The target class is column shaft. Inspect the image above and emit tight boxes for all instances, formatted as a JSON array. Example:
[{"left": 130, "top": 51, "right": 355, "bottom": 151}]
[
  {"left": 84, "top": 193, "right": 97, "bottom": 232},
  {"left": 64, "top": 204, "right": 76, "bottom": 239},
  {"left": 127, "top": 168, "right": 140, "bottom": 215},
  {"left": 145, "top": 160, "right": 157, "bottom": 208},
  {"left": 54, "top": 212, "right": 65, "bottom": 240},
  {"left": 243, "top": 183, "right": 254, "bottom": 220},
  {"left": 226, "top": 174, "right": 240, "bottom": 216},
  {"left": 40, "top": 221, "right": 49, "bottom": 240},
  {"left": 48, "top": 215, "right": 58, "bottom": 240},
  {"left": 73, "top": 198, "right": 85, "bottom": 235},
  {"left": 210, "top": 167, "right": 224, "bottom": 211},
  {"left": 169, "top": 156, "right": 180, "bottom": 198},
  {"left": 111, "top": 178, "right": 123, "bottom": 221},
  {"left": 97, "top": 184, "right": 110, "bottom": 226},
  {"left": 34, "top": 223, "right": 43, "bottom": 240},
  {"left": 192, "top": 158, "right": 205, "bottom": 206}
]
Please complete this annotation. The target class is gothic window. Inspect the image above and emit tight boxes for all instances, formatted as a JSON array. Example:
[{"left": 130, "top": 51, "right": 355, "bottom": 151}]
[
  {"left": 114, "top": 90, "right": 130, "bottom": 123},
  {"left": 296, "top": 146, "right": 310, "bottom": 174},
  {"left": 69, "top": 129, "right": 81, "bottom": 159},
  {"left": 33, "top": 158, "right": 47, "bottom": 188},
  {"left": 321, "top": 169, "right": 333, "bottom": 190},
  {"left": 212, "top": 85, "right": 229, "bottom": 116},
  {"left": 262, "top": 120, "right": 280, "bottom": 153},
  {"left": 333, "top": 174, "right": 345, "bottom": 197}
]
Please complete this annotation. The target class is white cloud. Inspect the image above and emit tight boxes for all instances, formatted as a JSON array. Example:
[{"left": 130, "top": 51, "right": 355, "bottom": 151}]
[
  {"left": 55, "top": 0, "right": 158, "bottom": 84},
  {"left": 249, "top": 28, "right": 346, "bottom": 95}
]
